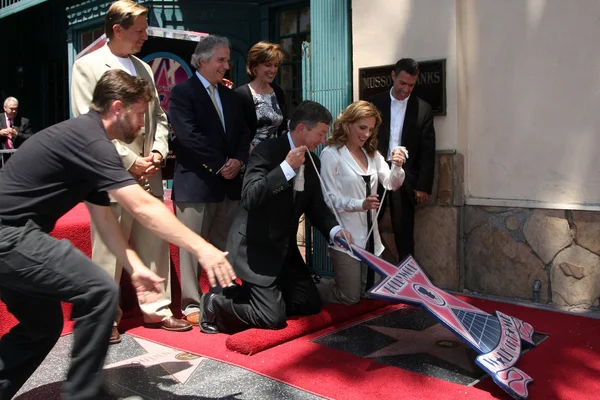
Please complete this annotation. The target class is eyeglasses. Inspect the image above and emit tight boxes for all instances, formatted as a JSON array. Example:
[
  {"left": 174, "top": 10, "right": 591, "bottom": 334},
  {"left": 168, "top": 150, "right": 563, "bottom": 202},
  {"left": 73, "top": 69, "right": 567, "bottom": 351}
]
[{"left": 4, "top": 107, "right": 17, "bottom": 112}]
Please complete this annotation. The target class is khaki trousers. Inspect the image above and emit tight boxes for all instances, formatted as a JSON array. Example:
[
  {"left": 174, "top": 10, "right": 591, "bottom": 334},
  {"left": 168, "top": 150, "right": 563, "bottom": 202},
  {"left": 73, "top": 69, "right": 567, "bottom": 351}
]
[
  {"left": 175, "top": 199, "right": 238, "bottom": 315},
  {"left": 90, "top": 201, "right": 172, "bottom": 324}
]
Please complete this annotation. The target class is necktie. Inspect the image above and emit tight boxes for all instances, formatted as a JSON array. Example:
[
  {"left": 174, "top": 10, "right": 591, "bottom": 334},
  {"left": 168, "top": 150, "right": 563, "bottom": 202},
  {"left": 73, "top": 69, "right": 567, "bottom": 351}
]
[
  {"left": 5, "top": 119, "right": 13, "bottom": 149},
  {"left": 362, "top": 174, "right": 375, "bottom": 290},
  {"left": 208, "top": 85, "right": 224, "bottom": 128}
]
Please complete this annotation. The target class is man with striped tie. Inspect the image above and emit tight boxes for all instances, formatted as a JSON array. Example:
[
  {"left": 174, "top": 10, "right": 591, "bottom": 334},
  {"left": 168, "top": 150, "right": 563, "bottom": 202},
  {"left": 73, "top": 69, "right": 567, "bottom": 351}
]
[{"left": 1, "top": 97, "right": 33, "bottom": 151}]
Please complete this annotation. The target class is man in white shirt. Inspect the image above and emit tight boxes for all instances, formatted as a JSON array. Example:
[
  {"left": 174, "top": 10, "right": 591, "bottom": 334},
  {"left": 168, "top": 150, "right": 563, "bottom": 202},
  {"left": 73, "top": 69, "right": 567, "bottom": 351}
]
[
  {"left": 71, "top": 0, "right": 192, "bottom": 342},
  {"left": 368, "top": 58, "right": 436, "bottom": 263}
]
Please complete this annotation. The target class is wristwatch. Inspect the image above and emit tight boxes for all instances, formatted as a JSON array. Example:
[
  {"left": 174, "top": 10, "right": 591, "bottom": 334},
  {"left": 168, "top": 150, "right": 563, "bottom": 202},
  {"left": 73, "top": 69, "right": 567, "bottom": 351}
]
[{"left": 239, "top": 160, "right": 246, "bottom": 173}]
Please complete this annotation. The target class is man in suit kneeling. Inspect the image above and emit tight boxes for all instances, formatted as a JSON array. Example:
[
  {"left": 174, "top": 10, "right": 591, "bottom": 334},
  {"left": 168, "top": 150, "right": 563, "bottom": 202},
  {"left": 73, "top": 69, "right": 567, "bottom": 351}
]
[{"left": 200, "top": 100, "right": 352, "bottom": 334}]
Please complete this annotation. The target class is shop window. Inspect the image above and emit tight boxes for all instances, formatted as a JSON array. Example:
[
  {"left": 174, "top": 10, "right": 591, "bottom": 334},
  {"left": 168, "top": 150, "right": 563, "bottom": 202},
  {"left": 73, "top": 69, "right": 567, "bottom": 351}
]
[
  {"left": 79, "top": 26, "right": 104, "bottom": 51},
  {"left": 274, "top": 3, "right": 309, "bottom": 114}
]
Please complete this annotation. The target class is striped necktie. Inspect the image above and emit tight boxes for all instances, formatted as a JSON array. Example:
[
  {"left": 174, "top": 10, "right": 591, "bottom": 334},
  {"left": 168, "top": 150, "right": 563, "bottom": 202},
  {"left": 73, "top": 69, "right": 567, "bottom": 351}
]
[{"left": 5, "top": 119, "right": 13, "bottom": 149}]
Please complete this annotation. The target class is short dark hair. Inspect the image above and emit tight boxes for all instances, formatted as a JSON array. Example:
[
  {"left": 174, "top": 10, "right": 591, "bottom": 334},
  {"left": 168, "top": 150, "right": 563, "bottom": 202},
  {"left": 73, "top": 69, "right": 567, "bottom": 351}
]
[
  {"left": 289, "top": 101, "right": 333, "bottom": 132},
  {"left": 90, "top": 69, "right": 153, "bottom": 114},
  {"left": 394, "top": 58, "right": 419, "bottom": 76}
]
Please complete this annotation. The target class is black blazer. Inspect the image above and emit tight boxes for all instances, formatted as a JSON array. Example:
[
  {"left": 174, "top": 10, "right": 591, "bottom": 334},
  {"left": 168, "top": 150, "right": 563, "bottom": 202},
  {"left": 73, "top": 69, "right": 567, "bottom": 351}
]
[
  {"left": 226, "top": 134, "right": 338, "bottom": 286},
  {"left": 234, "top": 83, "right": 288, "bottom": 141},
  {"left": 168, "top": 75, "right": 250, "bottom": 203},
  {"left": 0, "top": 113, "right": 34, "bottom": 149},
  {"left": 368, "top": 92, "right": 436, "bottom": 194}
]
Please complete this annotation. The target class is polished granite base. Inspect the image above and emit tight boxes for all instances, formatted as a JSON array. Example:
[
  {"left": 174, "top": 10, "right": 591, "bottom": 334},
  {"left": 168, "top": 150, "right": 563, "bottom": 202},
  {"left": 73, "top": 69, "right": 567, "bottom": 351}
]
[
  {"left": 14, "top": 333, "right": 324, "bottom": 400},
  {"left": 312, "top": 306, "right": 547, "bottom": 386}
]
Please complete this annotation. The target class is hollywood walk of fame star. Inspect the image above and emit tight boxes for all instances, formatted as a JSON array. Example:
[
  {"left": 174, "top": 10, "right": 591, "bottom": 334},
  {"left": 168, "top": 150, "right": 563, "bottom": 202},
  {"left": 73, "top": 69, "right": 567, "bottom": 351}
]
[
  {"left": 363, "top": 324, "right": 478, "bottom": 373},
  {"left": 104, "top": 337, "right": 205, "bottom": 384}
]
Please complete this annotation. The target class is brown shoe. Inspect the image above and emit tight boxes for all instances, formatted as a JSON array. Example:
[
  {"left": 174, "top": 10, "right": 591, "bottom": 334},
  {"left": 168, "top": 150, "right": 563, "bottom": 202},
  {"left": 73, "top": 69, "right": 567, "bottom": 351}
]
[
  {"left": 145, "top": 316, "right": 193, "bottom": 332},
  {"left": 184, "top": 312, "right": 200, "bottom": 325},
  {"left": 109, "top": 326, "right": 121, "bottom": 344}
]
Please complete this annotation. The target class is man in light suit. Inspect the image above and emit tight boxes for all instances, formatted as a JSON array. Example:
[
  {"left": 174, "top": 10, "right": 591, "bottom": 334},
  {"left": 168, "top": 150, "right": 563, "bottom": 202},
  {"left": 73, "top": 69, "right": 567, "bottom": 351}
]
[
  {"left": 1, "top": 97, "right": 34, "bottom": 165},
  {"left": 168, "top": 35, "right": 251, "bottom": 325},
  {"left": 199, "top": 101, "right": 351, "bottom": 334},
  {"left": 71, "top": 0, "right": 192, "bottom": 342},
  {"left": 367, "top": 58, "right": 436, "bottom": 262}
]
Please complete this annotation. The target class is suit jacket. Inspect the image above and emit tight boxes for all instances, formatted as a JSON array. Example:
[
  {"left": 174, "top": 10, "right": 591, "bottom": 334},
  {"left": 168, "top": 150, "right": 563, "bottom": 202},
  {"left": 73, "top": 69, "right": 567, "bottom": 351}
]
[
  {"left": 368, "top": 92, "right": 436, "bottom": 196},
  {"left": 71, "top": 43, "right": 169, "bottom": 196},
  {"left": 234, "top": 82, "right": 288, "bottom": 141},
  {"left": 0, "top": 113, "right": 33, "bottom": 149},
  {"left": 168, "top": 74, "right": 250, "bottom": 202},
  {"left": 226, "top": 134, "right": 338, "bottom": 286}
]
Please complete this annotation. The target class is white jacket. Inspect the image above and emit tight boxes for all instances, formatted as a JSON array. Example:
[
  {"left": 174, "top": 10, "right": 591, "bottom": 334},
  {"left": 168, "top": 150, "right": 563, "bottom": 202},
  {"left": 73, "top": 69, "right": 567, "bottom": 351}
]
[{"left": 320, "top": 145, "right": 405, "bottom": 257}]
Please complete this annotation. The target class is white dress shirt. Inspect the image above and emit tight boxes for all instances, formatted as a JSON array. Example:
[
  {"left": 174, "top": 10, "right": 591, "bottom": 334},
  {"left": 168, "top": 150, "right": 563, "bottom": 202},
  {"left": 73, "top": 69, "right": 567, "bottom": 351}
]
[
  {"left": 321, "top": 145, "right": 405, "bottom": 257},
  {"left": 388, "top": 89, "right": 409, "bottom": 160}
]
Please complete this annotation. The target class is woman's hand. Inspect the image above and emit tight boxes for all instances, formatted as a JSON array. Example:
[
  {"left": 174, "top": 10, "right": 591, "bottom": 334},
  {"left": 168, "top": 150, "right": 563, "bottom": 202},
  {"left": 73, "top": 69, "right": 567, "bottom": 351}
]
[
  {"left": 391, "top": 148, "right": 406, "bottom": 167},
  {"left": 362, "top": 194, "right": 380, "bottom": 210}
]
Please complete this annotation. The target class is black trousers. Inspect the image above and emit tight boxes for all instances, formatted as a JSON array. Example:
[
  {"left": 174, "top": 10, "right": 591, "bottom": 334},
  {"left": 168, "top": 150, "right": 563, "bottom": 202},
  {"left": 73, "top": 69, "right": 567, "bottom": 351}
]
[
  {"left": 213, "top": 256, "right": 322, "bottom": 334},
  {"left": 387, "top": 187, "right": 416, "bottom": 261},
  {"left": 0, "top": 221, "right": 119, "bottom": 400}
]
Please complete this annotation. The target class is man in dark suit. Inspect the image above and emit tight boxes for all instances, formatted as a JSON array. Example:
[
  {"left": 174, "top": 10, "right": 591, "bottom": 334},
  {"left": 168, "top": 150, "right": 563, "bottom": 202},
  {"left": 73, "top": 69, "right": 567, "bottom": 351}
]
[
  {"left": 199, "top": 100, "right": 351, "bottom": 334},
  {"left": 1, "top": 97, "right": 34, "bottom": 150},
  {"left": 168, "top": 35, "right": 251, "bottom": 325},
  {"left": 368, "top": 58, "right": 436, "bottom": 262}
]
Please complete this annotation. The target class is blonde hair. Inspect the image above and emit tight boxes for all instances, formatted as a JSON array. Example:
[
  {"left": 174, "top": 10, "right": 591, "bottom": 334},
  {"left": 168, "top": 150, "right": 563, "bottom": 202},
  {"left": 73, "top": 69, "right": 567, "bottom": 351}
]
[
  {"left": 326, "top": 100, "right": 382, "bottom": 157},
  {"left": 246, "top": 41, "right": 285, "bottom": 81},
  {"left": 105, "top": 0, "right": 148, "bottom": 40}
]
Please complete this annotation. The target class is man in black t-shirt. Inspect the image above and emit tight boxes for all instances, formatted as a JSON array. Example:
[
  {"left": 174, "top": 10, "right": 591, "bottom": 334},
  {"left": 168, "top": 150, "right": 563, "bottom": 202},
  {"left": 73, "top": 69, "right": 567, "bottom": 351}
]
[{"left": 0, "top": 70, "right": 236, "bottom": 400}]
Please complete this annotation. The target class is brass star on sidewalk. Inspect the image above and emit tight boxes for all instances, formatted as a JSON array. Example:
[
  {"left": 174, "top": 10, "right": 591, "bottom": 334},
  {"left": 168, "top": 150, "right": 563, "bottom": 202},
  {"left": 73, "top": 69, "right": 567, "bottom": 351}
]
[
  {"left": 104, "top": 337, "right": 205, "bottom": 384},
  {"left": 364, "top": 324, "right": 477, "bottom": 373}
]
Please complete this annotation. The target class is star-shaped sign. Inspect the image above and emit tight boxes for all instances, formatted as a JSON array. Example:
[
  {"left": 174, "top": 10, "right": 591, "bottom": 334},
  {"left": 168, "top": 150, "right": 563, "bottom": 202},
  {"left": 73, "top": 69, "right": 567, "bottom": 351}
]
[
  {"left": 335, "top": 239, "right": 537, "bottom": 400},
  {"left": 364, "top": 324, "right": 478, "bottom": 373},
  {"left": 104, "top": 337, "right": 205, "bottom": 384}
]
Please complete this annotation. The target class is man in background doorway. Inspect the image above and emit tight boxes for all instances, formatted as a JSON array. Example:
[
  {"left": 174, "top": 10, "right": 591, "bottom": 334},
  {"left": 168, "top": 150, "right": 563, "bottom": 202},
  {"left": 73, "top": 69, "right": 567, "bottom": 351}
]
[{"left": 0, "top": 97, "right": 34, "bottom": 150}]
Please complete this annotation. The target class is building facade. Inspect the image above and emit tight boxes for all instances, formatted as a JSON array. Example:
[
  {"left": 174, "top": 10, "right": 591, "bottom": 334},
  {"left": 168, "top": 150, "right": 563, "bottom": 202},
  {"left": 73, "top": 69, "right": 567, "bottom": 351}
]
[{"left": 353, "top": 0, "right": 600, "bottom": 311}]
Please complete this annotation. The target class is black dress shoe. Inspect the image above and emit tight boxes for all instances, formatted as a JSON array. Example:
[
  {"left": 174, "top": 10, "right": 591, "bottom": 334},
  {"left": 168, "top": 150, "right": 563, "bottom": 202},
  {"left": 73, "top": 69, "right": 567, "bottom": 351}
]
[{"left": 200, "top": 293, "right": 219, "bottom": 334}]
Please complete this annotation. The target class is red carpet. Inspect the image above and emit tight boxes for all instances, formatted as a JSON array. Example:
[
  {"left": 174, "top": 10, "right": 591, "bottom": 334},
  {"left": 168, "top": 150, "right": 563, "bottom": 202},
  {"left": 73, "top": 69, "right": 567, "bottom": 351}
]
[
  {"left": 226, "top": 299, "right": 390, "bottom": 355},
  {"left": 126, "top": 296, "right": 600, "bottom": 400},
  {"left": 4, "top": 204, "right": 600, "bottom": 399},
  {"left": 1, "top": 200, "right": 381, "bottom": 357}
]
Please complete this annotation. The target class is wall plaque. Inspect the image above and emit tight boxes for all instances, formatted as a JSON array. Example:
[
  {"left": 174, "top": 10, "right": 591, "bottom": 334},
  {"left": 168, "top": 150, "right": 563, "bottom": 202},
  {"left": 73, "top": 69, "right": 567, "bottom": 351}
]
[{"left": 359, "top": 59, "right": 446, "bottom": 116}]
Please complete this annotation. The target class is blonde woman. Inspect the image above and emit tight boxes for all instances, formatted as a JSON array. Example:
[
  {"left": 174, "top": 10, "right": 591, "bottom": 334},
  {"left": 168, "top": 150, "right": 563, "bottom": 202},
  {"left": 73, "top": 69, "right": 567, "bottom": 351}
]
[{"left": 317, "top": 100, "right": 406, "bottom": 305}]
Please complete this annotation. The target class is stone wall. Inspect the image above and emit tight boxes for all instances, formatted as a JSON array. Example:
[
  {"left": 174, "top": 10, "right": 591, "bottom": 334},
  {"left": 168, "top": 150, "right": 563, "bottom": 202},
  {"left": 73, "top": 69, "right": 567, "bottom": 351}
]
[
  {"left": 412, "top": 151, "right": 600, "bottom": 311},
  {"left": 465, "top": 208, "right": 600, "bottom": 309}
]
